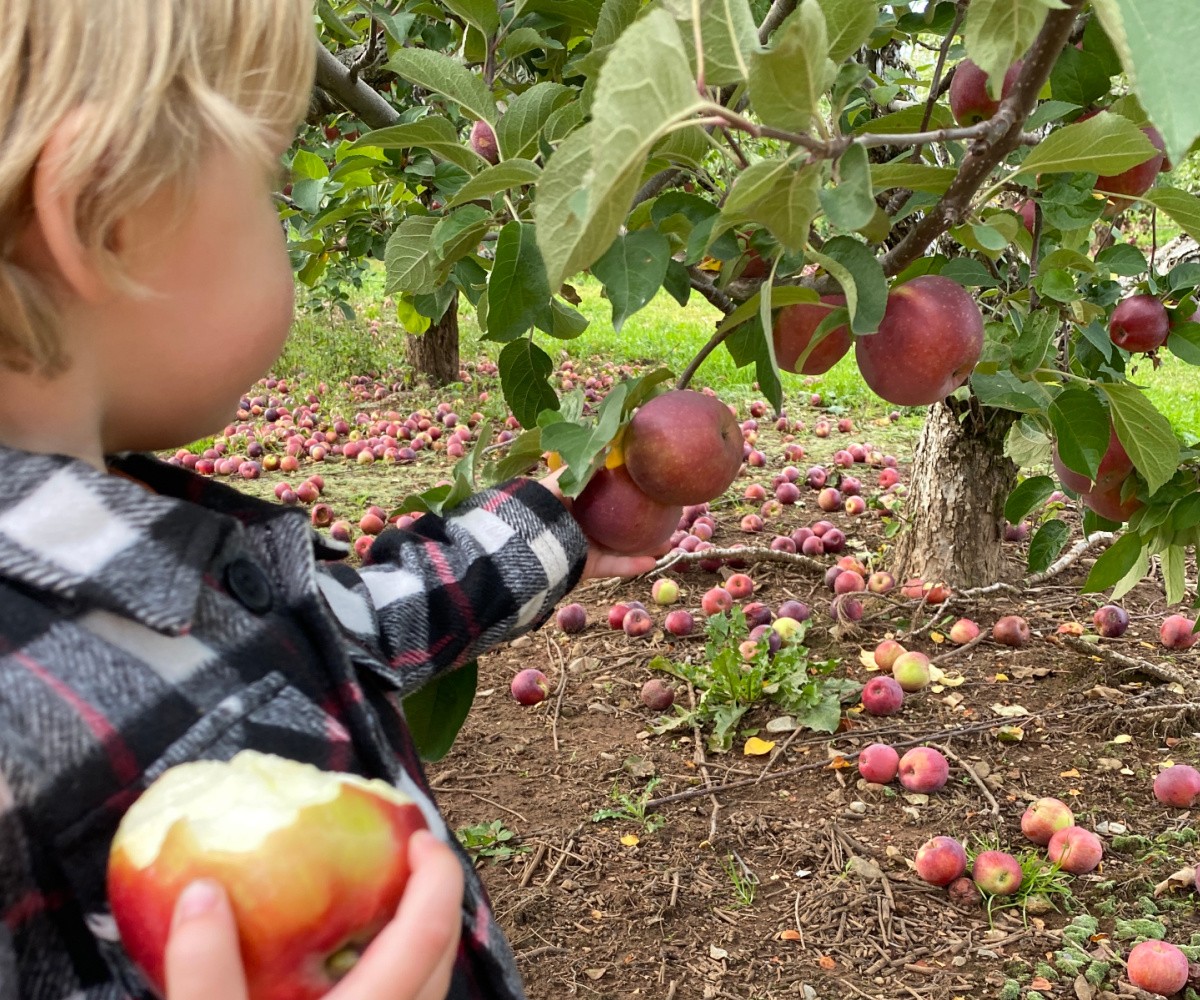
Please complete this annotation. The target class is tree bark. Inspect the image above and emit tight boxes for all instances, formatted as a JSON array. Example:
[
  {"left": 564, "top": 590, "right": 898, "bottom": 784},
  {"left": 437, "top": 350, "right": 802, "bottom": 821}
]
[
  {"left": 405, "top": 295, "right": 460, "bottom": 388},
  {"left": 889, "top": 399, "right": 1018, "bottom": 589}
]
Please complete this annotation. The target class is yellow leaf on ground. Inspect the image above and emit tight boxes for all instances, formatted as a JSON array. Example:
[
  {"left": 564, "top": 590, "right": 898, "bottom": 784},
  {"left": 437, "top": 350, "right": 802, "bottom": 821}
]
[
  {"left": 930, "top": 632, "right": 945, "bottom": 644},
  {"left": 993, "top": 673, "right": 1009, "bottom": 682},
  {"left": 1059, "top": 768, "right": 1081, "bottom": 778},
  {"left": 1112, "top": 734, "right": 1132, "bottom": 744},
  {"left": 744, "top": 736, "right": 776, "bottom": 756},
  {"left": 859, "top": 649, "right": 879, "bottom": 670},
  {"left": 620, "top": 834, "right": 639, "bottom": 847}
]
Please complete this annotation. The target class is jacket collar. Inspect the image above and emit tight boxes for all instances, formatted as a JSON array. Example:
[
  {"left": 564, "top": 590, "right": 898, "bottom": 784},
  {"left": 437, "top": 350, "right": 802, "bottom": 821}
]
[{"left": 0, "top": 446, "right": 345, "bottom": 636}]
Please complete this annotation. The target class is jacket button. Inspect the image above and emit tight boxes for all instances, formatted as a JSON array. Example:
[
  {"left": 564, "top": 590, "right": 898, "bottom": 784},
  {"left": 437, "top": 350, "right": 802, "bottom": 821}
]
[{"left": 224, "top": 557, "right": 274, "bottom": 615}]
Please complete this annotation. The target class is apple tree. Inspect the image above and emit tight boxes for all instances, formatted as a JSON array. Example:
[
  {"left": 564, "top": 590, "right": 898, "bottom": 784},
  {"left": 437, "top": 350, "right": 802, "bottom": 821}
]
[{"left": 298, "top": 1, "right": 1200, "bottom": 602}]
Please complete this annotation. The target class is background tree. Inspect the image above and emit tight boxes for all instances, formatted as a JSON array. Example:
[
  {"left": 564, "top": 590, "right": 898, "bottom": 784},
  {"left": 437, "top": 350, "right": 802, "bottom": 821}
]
[{"left": 298, "top": 0, "right": 1200, "bottom": 604}]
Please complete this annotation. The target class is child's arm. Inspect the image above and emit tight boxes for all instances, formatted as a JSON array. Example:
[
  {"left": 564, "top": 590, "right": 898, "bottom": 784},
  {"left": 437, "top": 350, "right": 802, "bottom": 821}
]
[
  {"left": 165, "top": 829, "right": 462, "bottom": 1000},
  {"left": 318, "top": 476, "right": 656, "bottom": 690}
]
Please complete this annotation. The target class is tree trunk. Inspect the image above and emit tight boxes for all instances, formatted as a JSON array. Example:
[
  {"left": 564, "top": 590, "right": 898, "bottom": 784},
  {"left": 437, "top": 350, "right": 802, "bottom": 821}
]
[
  {"left": 889, "top": 399, "right": 1018, "bottom": 588},
  {"left": 405, "top": 295, "right": 460, "bottom": 387}
]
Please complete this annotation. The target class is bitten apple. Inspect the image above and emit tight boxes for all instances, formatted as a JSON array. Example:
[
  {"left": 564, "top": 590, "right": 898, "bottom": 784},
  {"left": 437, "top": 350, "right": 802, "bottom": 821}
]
[{"left": 108, "top": 751, "right": 427, "bottom": 1000}]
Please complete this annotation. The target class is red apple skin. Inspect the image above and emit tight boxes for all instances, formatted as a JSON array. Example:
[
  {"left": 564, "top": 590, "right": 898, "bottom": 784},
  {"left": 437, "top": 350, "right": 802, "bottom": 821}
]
[
  {"left": 992, "top": 615, "right": 1031, "bottom": 648},
  {"left": 701, "top": 587, "right": 734, "bottom": 616},
  {"left": 857, "top": 743, "right": 900, "bottom": 784},
  {"left": 608, "top": 603, "right": 632, "bottom": 630},
  {"left": 512, "top": 668, "right": 550, "bottom": 705},
  {"left": 777, "top": 600, "right": 810, "bottom": 622},
  {"left": 623, "top": 608, "right": 653, "bottom": 638},
  {"left": 725, "top": 573, "right": 755, "bottom": 600},
  {"left": 556, "top": 603, "right": 588, "bottom": 633},
  {"left": 1092, "top": 605, "right": 1130, "bottom": 638},
  {"left": 573, "top": 465, "right": 681, "bottom": 555},
  {"left": 1095, "top": 124, "right": 1166, "bottom": 202},
  {"left": 873, "top": 639, "right": 906, "bottom": 672},
  {"left": 855, "top": 276, "right": 984, "bottom": 407},
  {"left": 1160, "top": 614, "right": 1199, "bottom": 650},
  {"left": 469, "top": 119, "right": 500, "bottom": 164},
  {"left": 1127, "top": 940, "right": 1189, "bottom": 997},
  {"left": 949, "top": 618, "right": 980, "bottom": 644},
  {"left": 898, "top": 747, "right": 949, "bottom": 793},
  {"left": 862, "top": 676, "right": 904, "bottom": 717},
  {"left": 623, "top": 390, "right": 744, "bottom": 506},
  {"left": 1021, "top": 797, "right": 1074, "bottom": 846},
  {"left": 915, "top": 836, "right": 968, "bottom": 887},
  {"left": 1109, "top": 295, "right": 1170, "bottom": 353},
  {"left": 1153, "top": 764, "right": 1200, "bottom": 807},
  {"left": 664, "top": 609, "right": 695, "bottom": 636},
  {"left": 1047, "top": 825, "right": 1103, "bottom": 874},
  {"left": 1053, "top": 425, "right": 1132, "bottom": 495},
  {"left": 972, "top": 851, "right": 1023, "bottom": 896},
  {"left": 868, "top": 571, "right": 895, "bottom": 594},
  {"left": 108, "top": 758, "right": 426, "bottom": 1000},
  {"left": 949, "top": 59, "right": 1022, "bottom": 126},
  {"left": 640, "top": 678, "right": 675, "bottom": 711},
  {"left": 772, "top": 296, "right": 851, "bottom": 375}
]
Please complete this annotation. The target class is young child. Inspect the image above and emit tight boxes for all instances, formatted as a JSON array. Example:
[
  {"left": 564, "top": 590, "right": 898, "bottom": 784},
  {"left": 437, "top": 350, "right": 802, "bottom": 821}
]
[{"left": 0, "top": 3, "right": 655, "bottom": 998}]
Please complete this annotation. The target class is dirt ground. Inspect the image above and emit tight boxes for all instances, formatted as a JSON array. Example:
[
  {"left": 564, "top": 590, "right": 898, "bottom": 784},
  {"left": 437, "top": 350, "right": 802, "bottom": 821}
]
[{"left": 225, "top": 363, "right": 1200, "bottom": 999}]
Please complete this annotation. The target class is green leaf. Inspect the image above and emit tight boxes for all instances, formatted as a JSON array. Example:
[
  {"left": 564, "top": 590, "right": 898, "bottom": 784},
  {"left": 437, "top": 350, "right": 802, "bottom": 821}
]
[
  {"left": 594, "top": 0, "right": 640, "bottom": 49},
  {"left": 1011, "top": 309, "right": 1058, "bottom": 374},
  {"left": 536, "top": 298, "right": 590, "bottom": 339},
  {"left": 1005, "top": 475, "right": 1057, "bottom": 524},
  {"left": 1049, "top": 387, "right": 1111, "bottom": 480},
  {"left": 592, "top": 231, "right": 671, "bottom": 332},
  {"left": 724, "top": 159, "right": 792, "bottom": 214},
  {"left": 1082, "top": 531, "right": 1145, "bottom": 593},
  {"left": 1049, "top": 44, "right": 1112, "bottom": 109},
  {"left": 748, "top": 1, "right": 837, "bottom": 134},
  {"left": 819, "top": 143, "right": 874, "bottom": 230},
  {"left": 869, "top": 162, "right": 957, "bottom": 194},
  {"left": 853, "top": 103, "right": 954, "bottom": 135},
  {"left": 535, "top": 11, "right": 706, "bottom": 288},
  {"left": 496, "top": 83, "right": 574, "bottom": 161},
  {"left": 446, "top": 159, "right": 541, "bottom": 207},
  {"left": 1028, "top": 519, "right": 1071, "bottom": 575},
  {"left": 806, "top": 236, "right": 888, "bottom": 334},
  {"left": 348, "top": 118, "right": 480, "bottom": 172},
  {"left": 402, "top": 661, "right": 477, "bottom": 762},
  {"left": 1162, "top": 543, "right": 1187, "bottom": 605},
  {"left": 970, "top": 371, "right": 1057, "bottom": 413},
  {"left": 814, "top": 0, "right": 878, "bottom": 62},
  {"left": 963, "top": 0, "right": 1053, "bottom": 96},
  {"left": 1006, "top": 415, "right": 1053, "bottom": 467},
  {"left": 1013, "top": 112, "right": 1160, "bottom": 179},
  {"left": 716, "top": 286, "right": 819, "bottom": 338},
  {"left": 1142, "top": 187, "right": 1200, "bottom": 242},
  {"left": 387, "top": 49, "right": 497, "bottom": 125},
  {"left": 745, "top": 164, "right": 822, "bottom": 251},
  {"left": 385, "top": 216, "right": 442, "bottom": 295},
  {"left": 485, "top": 222, "right": 552, "bottom": 342},
  {"left": 1091, "top": 0, "right": 1200, "bottom": 166},
  {"left": 686, "top": 0, "right": 759, "bottom": 86},
  {"left": 499, "top": 339, "right": 559, "bottom": 428},
  {"left": 441, "top": 0, "right": 500, "bottom": 35},
  {"left": 757, "top": 273, "right": 784, "bottom": 415},
  {"left": 1098, "top": 382, "right": 1181, "bottom": 495},
  {"left": 1167, "top": 322, "right": 1200, "bottom": 365},
  {"left": 1095, "top": 243, "right": 1149, "bottom": 277},
  {"left": 431, "top": 206, "right": 492, "bottom": 263}
]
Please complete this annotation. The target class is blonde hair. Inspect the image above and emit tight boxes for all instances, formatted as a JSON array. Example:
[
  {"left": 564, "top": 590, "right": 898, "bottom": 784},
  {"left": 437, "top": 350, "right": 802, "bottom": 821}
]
[{"left": 0, "top": 0, "right": 316, "bottom": 374}]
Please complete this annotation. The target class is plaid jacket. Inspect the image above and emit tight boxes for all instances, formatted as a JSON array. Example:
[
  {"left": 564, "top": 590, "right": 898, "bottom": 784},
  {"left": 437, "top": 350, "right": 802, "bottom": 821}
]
[{"left": 0, "top": 445, "right": 587, "bottom": 999}]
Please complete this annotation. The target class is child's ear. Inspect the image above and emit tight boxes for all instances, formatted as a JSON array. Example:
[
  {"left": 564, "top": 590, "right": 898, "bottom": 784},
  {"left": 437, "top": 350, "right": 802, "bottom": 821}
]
[{"left": 29, "top": 107, "right": 115, "bottom": 303}]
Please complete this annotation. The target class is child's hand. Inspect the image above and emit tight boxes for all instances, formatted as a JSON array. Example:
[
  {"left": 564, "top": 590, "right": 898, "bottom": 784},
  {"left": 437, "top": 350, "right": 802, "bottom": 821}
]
[
  {"left": 164, "top": 829, "right": 464, "bottom": 1000},
  {"left": 539, "top": 470, "right": 664, "bottom": 580}
]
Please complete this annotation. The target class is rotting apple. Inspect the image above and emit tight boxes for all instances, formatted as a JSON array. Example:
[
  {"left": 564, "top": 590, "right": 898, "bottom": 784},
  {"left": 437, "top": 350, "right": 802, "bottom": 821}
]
[
  {"left": 623, "top": 608, "right": 653, "bottom": 638},
  {"left": 992, "top": 615, "right": 1031, "bottom": 648},
  {"left": 469, "top": 119, "right": 499, "bottom": 164},
  {"left": 640, "top": 679, "right": 675, "bottom": 712},
  {"left": 1092, "top": 605, "right": 1130, "bottom": 638},
  {"left": 108, "top": 751, "right": 427, "bottom": 1000}
]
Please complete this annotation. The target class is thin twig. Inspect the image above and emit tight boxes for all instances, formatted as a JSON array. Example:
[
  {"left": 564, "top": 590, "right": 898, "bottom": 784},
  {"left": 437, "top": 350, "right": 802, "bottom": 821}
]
[
  {"left": 935, "top": 743, "right": 1001, "bottom": 819},
  {"left": 913, "top": 4, "right": 967, "bottom": 149},
  {"left": 1057, "top": 635, "right": 1199, "bottom": 693}
]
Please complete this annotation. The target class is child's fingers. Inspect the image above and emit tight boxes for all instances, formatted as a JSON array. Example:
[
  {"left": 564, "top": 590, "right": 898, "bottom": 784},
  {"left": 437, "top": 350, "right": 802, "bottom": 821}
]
[
  {"left": 331, "top": 829, "right": 465, "bottom": 1000},
  {"left": 164, "top": 880, "right": 249, "bottom": 1000},
  {"left": 583, "top": 549, "right": 659, "bottom": 580}
]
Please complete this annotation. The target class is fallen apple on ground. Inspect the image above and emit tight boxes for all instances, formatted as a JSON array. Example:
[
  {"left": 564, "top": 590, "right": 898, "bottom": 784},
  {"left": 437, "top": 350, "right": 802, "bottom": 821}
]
[
  {"left": 873, "top": 639, "right": 906, "bottom": 672},
  {"left": 892, "top": 651, "right": 931, "bottom": 693},
  {"left": 556, "top": 603, "right": 587, "bottom": 633},
  {"left": 915, "top": 836, "right": 968, "bottom": 887},
  {"left": 1126, "top": 939, "right": 1189, "bottom": 997},
  {"left": 861, "top": 676, "right": 904, "bottom": 717},
  {"left": 1047, "top": 826, "right": 1103, "bottom": 874},
  {"left": 898, "top": 747, "right": 949, "bottom": 793},
  {"left": 857, "top": 743, "right": 900, "bottom": 784},
  {"left": 511, "top": 668, "right": 550, "bottom": 705},
  {"left": 1092, "top": 605, "right": 1130, "bottom": 638},
  {"left": 1153, "top": 764, "right": 1200, "bottom": 808},
  {"left": 972, "top": 851, "right": 1023, "bottom": 896},
  {"left": 1020, "top": 797, "right": 1074, "bottom": 846},
  {"left": 640, "top": 679, "right": 675, "bottom": 711},
  {"left": 1160, "top": 614, "right": 1198, "bottom": 650},
  {"left": 108, "top": 751, "right": 427, "bottom": 1000},
  {"left": 992, "top": 615, "right": 1031, "bottom": 648}
]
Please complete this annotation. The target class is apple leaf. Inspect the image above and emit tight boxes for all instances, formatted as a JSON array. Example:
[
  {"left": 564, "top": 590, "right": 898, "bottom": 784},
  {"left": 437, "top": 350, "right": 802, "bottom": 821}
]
[
  {"left": 1082, "top": 530, "right": 1146, "bottom": 593},
  {"left": 1012, "top": 112, "right": 1158, "bottom": 180},
  {"left": 431, "top": 207, "right": 492, "bottom": 264},
  {"left": 807, "top": 236, "right": 888, "bottom": 334},
  {"left": 1141, "top": 187, "right": 1200, "bottom": 243},
  {"left": 485, "top": 222, "right": 552, "bottom": 342},
  {"left": 348, "top": 118, "right": 482, "bottom": 173},
  {"left": 963, "top": 0, "right": 1054, "bottom": 97},
  {"left": 1049, "top": 44, "right": 1112, "bottom": 109},
  {"left": 1006, "top": 416, "right": 1053, "bottom": 468},
  {"left": 748, "top": 2, "right": 837, "bottom": 134},
  {"left": 869, "top": 162, "right": 957, "bottom": 194},
  {"left": 814, "top": 0, "right": 878, "bottom": 63},
  {"left": 484, "top": 428, "right": 545, "bottom": 483},
  {"left": 664, "top": 0, "right": 758, "bottom": 86},
  {"left": 385, "top": 216, "right": 442, "bottom": 295},
  {"left": 970, "top": 371, "right": 1057, "bottom": 413},
  {"left": 820, "top": 143, "right": 875, "bottom": 230},
  {"left": 441, "top": 0, "right": 501, "bottom": 36},
  {"left": 1005, "top": 475, "right": 1056, "bottom": 525},
  {"left": 386, "top": 48, "right": 498, "bottom": 125},
  {"left": 594, "top": 0, "right": 641, "bottom": 49},
  {"left": 746, "top": 164, "right": 822, "bottom": 252},
  {"left": 446, "top": 159, "right": 541, "bottom": 208},
  {"left": 402, "top": 661, "right": 478, "bottom": 762},
  {"left": 1049, "top": 386, "right": 1111, "bottom": 480},
  {"left": 1162, "top": 543, "right": 1187, "bottom": 606},
  {"left": 535, "top": 298, "right": 590, "bottom": 340},
  {"left": 1091, "top": 0, "right": 1200, "bottom": 167},
  {"left": 757, "top": 267, "right": 784, "bottom": 415},
  {"left": 498, "top": 339, "right": 559, "bottom": 429},
  {"left": 1099, "top": 382, "right": 1180, "bottom": 495},
  {"left": 496, "top": 83, "right": 574, "bottom": 161},
  {"left": 592, "top": 231, "right": 671, "bottom": 332},
  {"left": 724, "top": 159, "right": 794, "bottom": 215},
  {"left": 1028, "top": 519, "right": 1070, "bottom": 575},
  {"left": 1167, "top": 322, "right": 1200, "bottom": 366}
]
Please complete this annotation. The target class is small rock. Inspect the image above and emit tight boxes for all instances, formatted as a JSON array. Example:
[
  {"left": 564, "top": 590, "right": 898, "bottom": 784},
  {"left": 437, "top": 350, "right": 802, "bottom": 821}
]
[
  {"left": 510, "top": 635, "right": 533, "bottom": 649},
  {"left": 848, "top": 801, "right": 868, "bottom": 814},
  {"left": 560, "top": 879, "right": 578, "bottom": 891}
]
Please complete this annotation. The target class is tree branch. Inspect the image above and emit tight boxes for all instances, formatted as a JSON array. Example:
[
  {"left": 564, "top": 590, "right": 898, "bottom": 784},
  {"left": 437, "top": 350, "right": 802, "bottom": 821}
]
[
  {"left": 879, "top": 0, "right": 1085, "bottom": 277},
  {"left": 758, "top": 0, "right": 798, "bottom": 45},
  {"left": 314, "top": 44, "right": 399, "bottom": 130},
  {"left": 675, "top": 271, "right": 741, "bottom": 389}
]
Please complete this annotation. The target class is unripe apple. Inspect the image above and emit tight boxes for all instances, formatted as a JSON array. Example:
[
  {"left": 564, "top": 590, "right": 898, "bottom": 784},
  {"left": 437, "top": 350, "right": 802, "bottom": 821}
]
[
  {"left": 892, "top": 651, "right": 931, "bottom": 692},
  {"left": 772, "top": 616, "right": 804, "bottom": 642},
  {"left": 108, "top": 752, "right": 427, "bottom": 1000},
  {"left": 857, "top": 743, "right": 900, "bottom": 784},
  {"left": 915, "top": 836, "right": 968, "bottom": 887},
  {"left": 1092, "top": 605, "right": 1130, "bottom": 638},
  {"left": 1160, "top": 614, "right": 1198, "bottom": 650},
  {"left": 972, "top": 851, "right": 1023, "bottom": 896},
  {"left": 898, "top": 747, "right": 949, "bottom": 792},
  {"left": 556, "top": 603, "right": 588, "bottom": 633},
  {"left": 651, "top": 578, "right": 680, "bottom": 605},
  {"left": 992, "top": 615, "right": 1031, "bottom": 648},
  {"left": 511, "top": 668, "right": 550, "bottom": 705},
  {"left": 1127, "top": 940, "right": 1189, "bottom": 997},
  {"left": 1020, "top": 797, "right": 1074, "bottom": 846},
  {"left": 1153, "top": 764, "right": 1200, "bottom": 807},
  {"left": 862, "top": 676, "right": 904, "bottom": 717},
  {"left": 948, "top": 618, "right": 980, "bottom": 644},
  {"left": 640, "top": 678, "right": 675, "bottom": 711},
  {"left": 1047, "top": 825, "right": 1102, "bottom": 874},
  {"left": 1109, "top": 295, "right": 1170, "bottom": 353},
  {"left": 664, "top": 609, "right": 695, "bottom": 636},
  {"left": 702, "top": 587, "right": 734, "bottom": 616}
]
